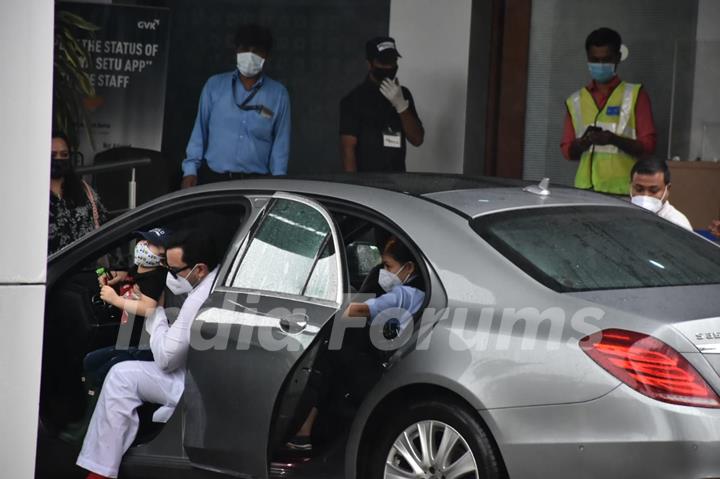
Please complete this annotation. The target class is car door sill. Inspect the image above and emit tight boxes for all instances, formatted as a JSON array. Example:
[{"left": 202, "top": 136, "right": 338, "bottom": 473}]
[{"left": 122, "top": 454, "right": 250, "bottom": 478}]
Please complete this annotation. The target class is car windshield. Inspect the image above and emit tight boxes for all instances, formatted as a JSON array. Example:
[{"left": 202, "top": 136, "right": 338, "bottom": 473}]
[{"left": 472, "top": 206, "right": 720, "bottom": 292}]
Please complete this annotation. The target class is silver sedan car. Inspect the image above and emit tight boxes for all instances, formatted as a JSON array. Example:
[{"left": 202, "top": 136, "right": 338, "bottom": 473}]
[{"left": 39, "top": 174, "right": 720, "bottom": 479}]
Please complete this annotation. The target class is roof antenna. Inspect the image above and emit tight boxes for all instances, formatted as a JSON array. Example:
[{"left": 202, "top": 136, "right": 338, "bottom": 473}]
[{"left": 523, "top": 177, "right": 551, "bottom": 196}]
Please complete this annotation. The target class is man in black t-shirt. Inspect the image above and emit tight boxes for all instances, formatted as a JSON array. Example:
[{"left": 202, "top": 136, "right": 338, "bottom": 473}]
[{"left": 339, "top": 37, "right": 424, "bottom": 172}]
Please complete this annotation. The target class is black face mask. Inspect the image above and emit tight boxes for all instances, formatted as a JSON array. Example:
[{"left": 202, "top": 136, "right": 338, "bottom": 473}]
[
  {"left": 51, "top": 159, "right": 70, "bottom": 179},
  {"left": 372, "top": 66, "right": 398, "bottom": 82}
]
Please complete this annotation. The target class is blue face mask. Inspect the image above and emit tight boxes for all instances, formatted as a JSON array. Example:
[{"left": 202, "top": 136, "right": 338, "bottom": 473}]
[{"left": 587, "top": 62, "right": 616, "bottom": 83}]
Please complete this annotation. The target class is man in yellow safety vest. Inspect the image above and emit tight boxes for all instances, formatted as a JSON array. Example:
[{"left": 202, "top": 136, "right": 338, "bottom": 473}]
[{"left": 561, "top": 27, "right": 657, "bottom": 195}]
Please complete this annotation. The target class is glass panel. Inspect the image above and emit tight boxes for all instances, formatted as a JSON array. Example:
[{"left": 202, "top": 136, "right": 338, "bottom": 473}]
[
  {"left": 473, "top": 206, "right": 720, "bottom": 292},
  {"left": 232, "top": 199, "right": 332, "bottom": 296},
  {"left": 352, "top": 242, "right": 382, "bottom": 277},
  {"left": 304, "top": 240, "right": 338, "bottom": 301}
]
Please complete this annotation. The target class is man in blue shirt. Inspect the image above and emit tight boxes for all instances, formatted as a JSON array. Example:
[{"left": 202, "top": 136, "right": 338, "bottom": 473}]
[{"left": 181, "top": 24, "right": 291, "bottom": 188}]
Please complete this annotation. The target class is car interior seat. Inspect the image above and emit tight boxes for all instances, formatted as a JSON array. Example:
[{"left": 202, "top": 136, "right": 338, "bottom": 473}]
[{"left": 358, "top": 263, "right": 384, "bottom": 297}]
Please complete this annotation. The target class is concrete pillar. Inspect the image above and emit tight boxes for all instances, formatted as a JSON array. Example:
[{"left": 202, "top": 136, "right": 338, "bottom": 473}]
[{"left": 0, "top": 0, "right": 54, "bottom": 476}]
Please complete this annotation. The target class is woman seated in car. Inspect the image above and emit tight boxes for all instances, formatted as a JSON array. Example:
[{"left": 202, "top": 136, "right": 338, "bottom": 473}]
[
  {"left": 286, "top": 236, "right": 425, "bottom": 452},
  {"left": 347, "top": 236, "right": 425, "bottom": 333}
]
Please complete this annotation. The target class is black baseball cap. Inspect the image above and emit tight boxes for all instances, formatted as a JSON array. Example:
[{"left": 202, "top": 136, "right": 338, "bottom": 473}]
[
  {"left": 134, "top": 227, "right": 171, "bottom": 247},
  {"left": 366, "top": 36, "right": 402, "bottom": 63}
]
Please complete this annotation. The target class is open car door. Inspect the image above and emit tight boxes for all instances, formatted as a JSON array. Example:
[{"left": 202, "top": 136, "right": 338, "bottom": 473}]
[{"left": 183, "top": 192, "right": 345, "bottom": 478}]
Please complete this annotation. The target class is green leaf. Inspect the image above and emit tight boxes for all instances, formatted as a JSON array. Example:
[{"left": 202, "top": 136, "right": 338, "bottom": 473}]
[
  {"left": 62, "top": 28, "right": 90, "bottom": 69},
  {"left": 58, "top": 11, "right": 100, "bottom": 32},
  {"left": 53, "top": 10, "right": 101, "bottom": 149},
  {"left": 69, "top": 66, "right": 94, "bottom": 96}
]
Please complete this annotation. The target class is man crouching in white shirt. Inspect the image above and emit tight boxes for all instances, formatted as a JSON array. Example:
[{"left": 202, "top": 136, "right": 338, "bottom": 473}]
[
  {"left": 77, "top": 230, "right": 219, "bottom": 479},
  {"left": 629, "top": 159, "right": 693, "bottom": 231}
]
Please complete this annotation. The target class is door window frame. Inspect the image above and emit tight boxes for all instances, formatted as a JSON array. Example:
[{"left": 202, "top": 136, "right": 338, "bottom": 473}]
[
  {"left": 47, "top": 191, "right": 253, "bottom": 288},
  {"left": 217, "top": 192, "right": 345, "bottom": 308}
]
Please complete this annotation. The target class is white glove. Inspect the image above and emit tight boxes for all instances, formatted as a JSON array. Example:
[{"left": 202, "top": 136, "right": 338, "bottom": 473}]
[{"left": 379, "top": 78, "right": 409, "bottom": 113}]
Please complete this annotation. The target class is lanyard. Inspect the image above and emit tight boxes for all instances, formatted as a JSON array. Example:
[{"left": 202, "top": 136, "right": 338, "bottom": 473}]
[{"left": 232, "top": 74, "right": 264, "bottom": 112}]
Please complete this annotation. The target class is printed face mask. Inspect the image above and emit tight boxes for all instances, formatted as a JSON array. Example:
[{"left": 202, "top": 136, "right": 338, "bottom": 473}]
[
  {"left": 133, "top": 241, "right": 164, "bottom": 268},
  {"left": 237, "top": 52, "right": 265, "bottom": 77}
]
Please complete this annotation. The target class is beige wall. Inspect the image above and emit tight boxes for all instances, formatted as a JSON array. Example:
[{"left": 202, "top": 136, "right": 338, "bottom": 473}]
[{"left": 390, "top": 0, "right": 473, "bottom": 173}]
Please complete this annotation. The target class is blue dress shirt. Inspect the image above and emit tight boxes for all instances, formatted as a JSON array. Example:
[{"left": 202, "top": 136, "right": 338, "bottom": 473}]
[
  {"left": 365, "top": 283, "right": 425, "bottom": 331},
  {"left": 183, "top": 71, "right": 291, "bottom": 176}
]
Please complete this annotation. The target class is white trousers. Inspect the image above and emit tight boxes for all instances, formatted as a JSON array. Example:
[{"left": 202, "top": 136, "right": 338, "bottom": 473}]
[{"left": 76, "top": 360, "right": 181, "bottom": 478}]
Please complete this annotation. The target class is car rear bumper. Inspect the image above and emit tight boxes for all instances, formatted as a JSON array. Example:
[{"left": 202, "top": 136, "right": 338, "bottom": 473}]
[{"left": 482, "top": 385, "right": 720, "bottom": 479}]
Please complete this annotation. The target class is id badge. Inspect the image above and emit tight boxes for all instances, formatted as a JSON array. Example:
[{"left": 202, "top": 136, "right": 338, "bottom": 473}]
[
  {"left": 260, "top": 106, "right": 274, "bottom": 119},
  {"left": 383, "top": 131, "right": 401, "bottom": 148}
]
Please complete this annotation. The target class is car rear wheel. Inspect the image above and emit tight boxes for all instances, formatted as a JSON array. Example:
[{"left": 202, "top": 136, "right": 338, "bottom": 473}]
[{"left": 366, "top": 399, "right": 503, "bottom": 479}]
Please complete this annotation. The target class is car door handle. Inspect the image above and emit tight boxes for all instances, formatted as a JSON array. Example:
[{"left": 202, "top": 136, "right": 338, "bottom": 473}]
[{"left": 278, "top": 313, "right": 309, "bottom": 335}]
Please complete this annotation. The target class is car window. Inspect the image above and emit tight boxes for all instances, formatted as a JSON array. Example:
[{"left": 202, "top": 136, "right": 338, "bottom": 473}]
[
  {"left": 230, "top": 198, "right": 338, "bottom": 300},
  {"left": 349, "top": 242, "right": 382, "bottom": 276},
  {"left": 472, "top": 206, "right": 720, "bottom": 292},
  {"left": 303, "top": 240, "right": 338, "bottom": 301}
]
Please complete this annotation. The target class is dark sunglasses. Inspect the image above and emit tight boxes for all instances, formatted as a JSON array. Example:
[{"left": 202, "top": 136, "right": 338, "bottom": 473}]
[{"left": 162, "top": 261, "right": 191, "bottom": 279}]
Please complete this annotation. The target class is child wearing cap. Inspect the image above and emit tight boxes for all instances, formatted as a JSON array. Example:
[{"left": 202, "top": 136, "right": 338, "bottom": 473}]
[
  {"left": 97, "top": 228, "right": 170, "bottom": 343},
  {"left": 60, "top": 228, "right": 170, "bottom": 443}
]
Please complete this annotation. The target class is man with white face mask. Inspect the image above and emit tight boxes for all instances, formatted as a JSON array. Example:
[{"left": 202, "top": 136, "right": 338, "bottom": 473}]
[
  {"left": 630, "top": 159, "right": 692, "bottom": 231},
  {"left": 181, "top": 24, "right": 290, "bottom": 188},
  {"left": 77, "top": 230, "right": 219, "bottom": 479}
]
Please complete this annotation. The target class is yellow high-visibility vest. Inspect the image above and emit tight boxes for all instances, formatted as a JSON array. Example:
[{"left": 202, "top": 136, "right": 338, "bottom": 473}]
[{"left": 566, "top": 81, "right": 641, "bottom": 194}]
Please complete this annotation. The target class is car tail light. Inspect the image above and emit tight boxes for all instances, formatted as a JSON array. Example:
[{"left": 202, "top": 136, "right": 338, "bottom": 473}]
[{"left": 580, "top": 329, "right": 720, "bottom": 408}]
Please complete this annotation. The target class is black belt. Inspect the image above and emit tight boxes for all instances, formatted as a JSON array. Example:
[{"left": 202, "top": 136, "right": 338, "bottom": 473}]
[
  {"left": 198, "top": 162, "right": 267, "bottom": 184},
  {"left": 217, "top": 171, "right": 264, "bottom": 179}
]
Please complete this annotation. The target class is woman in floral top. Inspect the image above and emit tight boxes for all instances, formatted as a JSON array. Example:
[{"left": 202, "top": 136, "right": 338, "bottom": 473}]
[{"left": 49, "top": 132, "right": 108, "bottom": 255}]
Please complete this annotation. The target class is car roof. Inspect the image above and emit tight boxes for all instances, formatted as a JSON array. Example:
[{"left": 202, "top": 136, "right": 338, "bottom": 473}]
[
  {"left": 192, "top": 173, "right": 631, "bottom": 218},
  {"left": 423, "top": 184, "right": 631, "bottom": 217},
  {"left": 283, "top": 172, "right": 530, "bottom": 195}
]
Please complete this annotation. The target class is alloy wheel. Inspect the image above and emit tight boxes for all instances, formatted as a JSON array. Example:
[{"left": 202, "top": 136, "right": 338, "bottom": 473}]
[{"left": 384, "top": 420, "right": 480, "bottom": 479}]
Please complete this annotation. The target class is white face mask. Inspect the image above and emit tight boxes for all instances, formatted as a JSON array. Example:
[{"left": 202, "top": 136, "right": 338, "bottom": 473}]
[
  {"left": 134, "top": 242, "right": 163, "bottom": 268},
  {"left": 631, "top": 188, "right": 667, "bottom": 214},
  {"left": 378, "top": 263, "right": 408, "bottom": 293},
  {"left": 166, "top": 264, "right": 198, "bottom": 295},
  {"left": 236, "top": 52, "right": 265, "bottom": 78}
]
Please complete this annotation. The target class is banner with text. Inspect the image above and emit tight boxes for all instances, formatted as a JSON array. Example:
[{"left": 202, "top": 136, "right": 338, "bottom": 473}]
[{"left": 60, "top": 2, "right": 170, "bottom": 164}]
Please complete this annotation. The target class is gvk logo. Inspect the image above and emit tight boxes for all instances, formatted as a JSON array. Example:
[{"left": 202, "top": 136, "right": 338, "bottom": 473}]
[{"left": 137, "top": 19, "right": 161, "bottom": 30}]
